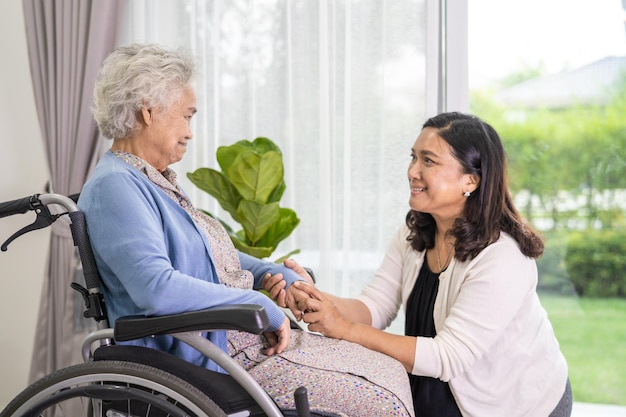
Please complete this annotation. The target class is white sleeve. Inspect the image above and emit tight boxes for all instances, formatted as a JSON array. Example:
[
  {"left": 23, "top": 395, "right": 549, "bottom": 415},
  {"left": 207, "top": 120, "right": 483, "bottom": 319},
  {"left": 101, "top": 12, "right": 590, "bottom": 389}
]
[{"left": 358, "top": 226, "right": 409, "bottom": 329}]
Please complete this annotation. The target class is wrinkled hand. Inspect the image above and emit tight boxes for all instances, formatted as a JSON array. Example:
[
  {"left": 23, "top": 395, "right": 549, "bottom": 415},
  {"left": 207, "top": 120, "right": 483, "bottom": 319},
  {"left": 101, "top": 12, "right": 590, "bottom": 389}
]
[
  {"left": 291, "top": 281, "right": 352, "bottom": 340},
  {"left": 263, "top": 316, "right": 290, "bottom": 355},
  {"left": 262, "top": 272, "right": 287, "bottom": 307},
  {"left": 262, "top": 259, "right": 315, "bottom": 309}
]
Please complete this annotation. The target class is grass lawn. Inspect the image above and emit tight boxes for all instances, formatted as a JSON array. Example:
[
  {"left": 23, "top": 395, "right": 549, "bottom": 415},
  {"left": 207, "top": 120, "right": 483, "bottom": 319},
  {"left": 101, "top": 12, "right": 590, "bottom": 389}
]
[{"left": 540, "top": 295, "right": 626, "bottom": 406}]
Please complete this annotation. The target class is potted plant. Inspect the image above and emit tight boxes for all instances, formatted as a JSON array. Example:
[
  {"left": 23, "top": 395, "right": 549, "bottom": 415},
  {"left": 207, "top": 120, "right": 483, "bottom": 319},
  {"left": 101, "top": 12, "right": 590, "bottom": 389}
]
[{"left": 187, "top": 137, "right": 300, "bottom": 262}]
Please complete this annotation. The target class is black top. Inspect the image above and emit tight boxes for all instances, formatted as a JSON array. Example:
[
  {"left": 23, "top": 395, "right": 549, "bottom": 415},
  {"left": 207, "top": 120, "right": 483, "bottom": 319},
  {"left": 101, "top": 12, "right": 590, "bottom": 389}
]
[{"left": 405, "top": 255, "right": 462, "bottom": 417}]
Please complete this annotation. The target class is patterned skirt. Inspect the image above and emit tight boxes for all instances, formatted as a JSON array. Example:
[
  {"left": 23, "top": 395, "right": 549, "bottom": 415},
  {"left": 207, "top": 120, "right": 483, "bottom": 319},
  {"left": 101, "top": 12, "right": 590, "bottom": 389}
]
[{"left": 228, "top": 329, "right": 415, "bottom": 417}]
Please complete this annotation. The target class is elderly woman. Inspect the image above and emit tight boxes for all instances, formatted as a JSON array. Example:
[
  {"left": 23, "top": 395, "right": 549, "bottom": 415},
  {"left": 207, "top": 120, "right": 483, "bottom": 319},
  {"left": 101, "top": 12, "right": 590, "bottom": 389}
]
[{"left": 79, "top": 43, "right": 414, "bottom": 417}]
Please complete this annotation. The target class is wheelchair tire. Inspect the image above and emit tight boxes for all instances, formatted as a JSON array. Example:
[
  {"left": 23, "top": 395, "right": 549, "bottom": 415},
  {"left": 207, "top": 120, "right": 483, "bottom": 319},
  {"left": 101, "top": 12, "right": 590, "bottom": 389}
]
[{"left": 0, "top": 360, "right": 227, "bottom": 417}]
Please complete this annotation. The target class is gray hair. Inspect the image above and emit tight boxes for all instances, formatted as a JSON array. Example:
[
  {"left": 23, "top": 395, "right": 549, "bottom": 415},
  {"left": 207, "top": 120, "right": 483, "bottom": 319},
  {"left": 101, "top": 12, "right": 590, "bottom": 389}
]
[{"left": 93, "top": 43, "right": 196, "bottom": 139}]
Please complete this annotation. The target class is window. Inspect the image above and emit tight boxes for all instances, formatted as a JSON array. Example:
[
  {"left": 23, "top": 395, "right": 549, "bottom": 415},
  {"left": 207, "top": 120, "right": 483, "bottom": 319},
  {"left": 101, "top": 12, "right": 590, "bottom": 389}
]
[
  {"left": 468, "top": 0, "right": 626, "bottom": 407},
  {"left": 121, "top": 0, "right": 438, "bottom": 336}
]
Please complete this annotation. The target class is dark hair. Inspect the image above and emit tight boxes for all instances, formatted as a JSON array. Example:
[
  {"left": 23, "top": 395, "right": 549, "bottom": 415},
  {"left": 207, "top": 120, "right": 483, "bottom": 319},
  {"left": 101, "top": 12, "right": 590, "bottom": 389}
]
[{"left": 406, "top": 112, "right": 544, "bottom": 260}]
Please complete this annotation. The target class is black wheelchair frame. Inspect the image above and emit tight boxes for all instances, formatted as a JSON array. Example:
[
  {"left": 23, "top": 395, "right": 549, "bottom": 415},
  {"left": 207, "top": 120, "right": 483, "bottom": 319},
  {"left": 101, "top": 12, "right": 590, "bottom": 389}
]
[{"left": 0, "top": 193, "right": 320, "bottom": 417}]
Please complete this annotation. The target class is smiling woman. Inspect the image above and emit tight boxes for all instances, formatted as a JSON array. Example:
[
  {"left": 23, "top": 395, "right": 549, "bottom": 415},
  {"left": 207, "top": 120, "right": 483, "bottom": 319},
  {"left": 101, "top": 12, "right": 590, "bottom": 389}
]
[{"left": 265, "top": 112, "right": 571, "bottom": 416}]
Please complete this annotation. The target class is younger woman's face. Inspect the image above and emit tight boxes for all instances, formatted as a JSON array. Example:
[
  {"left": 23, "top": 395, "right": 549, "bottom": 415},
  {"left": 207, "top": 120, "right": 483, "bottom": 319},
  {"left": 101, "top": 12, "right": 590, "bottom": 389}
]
[{"left": 407, "top": 127, "right": 475, "bottom": 224}]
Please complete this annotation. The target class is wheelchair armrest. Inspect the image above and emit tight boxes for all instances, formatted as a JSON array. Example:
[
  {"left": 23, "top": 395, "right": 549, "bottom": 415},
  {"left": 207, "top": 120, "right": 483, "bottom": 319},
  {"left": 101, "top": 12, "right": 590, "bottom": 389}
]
[{"left": 114, "top": 304, "right": 270, "bottom": 342}]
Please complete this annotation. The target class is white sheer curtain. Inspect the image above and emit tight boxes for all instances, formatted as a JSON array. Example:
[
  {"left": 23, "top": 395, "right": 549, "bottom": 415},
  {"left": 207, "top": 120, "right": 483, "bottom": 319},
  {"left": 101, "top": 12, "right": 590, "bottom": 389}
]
[{"left": 119, "top": 0, "right": 438, "bottom": 333}]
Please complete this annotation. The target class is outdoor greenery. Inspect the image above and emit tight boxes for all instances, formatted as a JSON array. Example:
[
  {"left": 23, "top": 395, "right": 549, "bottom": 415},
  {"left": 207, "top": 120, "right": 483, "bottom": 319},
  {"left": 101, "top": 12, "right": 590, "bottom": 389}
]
[
  {"left": 541, "top": 296, "right": 626, "bottom": 405},
  {"left": 470, "top": 73, "right": 626, "bottom": 299},
  {"left": 566, "top": 230, "right": 626, "bottom": 297},
  {"left": 474, "top": 69, "right": 626, "bottom": 406},
  {"left": 187, "top": 137, "right": 300, "bottom": 261}
]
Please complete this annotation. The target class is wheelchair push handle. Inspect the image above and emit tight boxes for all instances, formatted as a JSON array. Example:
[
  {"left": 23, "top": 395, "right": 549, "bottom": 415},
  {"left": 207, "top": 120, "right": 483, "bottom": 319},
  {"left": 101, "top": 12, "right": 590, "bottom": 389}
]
[
  {"left": 0, "top": 193, "right": 56, "bottom": 251},
  {"left": 0, "top": 193, "right": 81, "bottom": 251},
  {"left": 0, "top": 192, "right": 107, "bottom": 322},
  {"left": 0, "top": 194, "right": 40, "bottom": 219}
]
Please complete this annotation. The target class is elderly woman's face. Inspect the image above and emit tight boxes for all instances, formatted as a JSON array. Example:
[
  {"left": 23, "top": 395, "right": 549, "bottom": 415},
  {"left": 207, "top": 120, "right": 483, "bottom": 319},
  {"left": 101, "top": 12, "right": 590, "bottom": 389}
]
[{"left": 143, "top": 85, "right": 197, "bottom": 171}]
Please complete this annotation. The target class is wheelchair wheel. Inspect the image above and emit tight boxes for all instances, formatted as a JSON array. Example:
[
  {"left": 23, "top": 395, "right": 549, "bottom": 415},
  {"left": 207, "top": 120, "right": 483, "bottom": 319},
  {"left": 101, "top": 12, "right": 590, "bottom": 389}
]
[{"left": 1, "top": 360, "right": 227, "bottom": 417}]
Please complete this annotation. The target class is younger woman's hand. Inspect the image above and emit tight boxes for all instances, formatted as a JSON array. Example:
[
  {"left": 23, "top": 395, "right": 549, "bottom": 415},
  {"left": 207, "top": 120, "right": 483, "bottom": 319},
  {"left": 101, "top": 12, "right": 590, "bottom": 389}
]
[{"left": 291, "top": 281, "right": 352, "bottom": 340}]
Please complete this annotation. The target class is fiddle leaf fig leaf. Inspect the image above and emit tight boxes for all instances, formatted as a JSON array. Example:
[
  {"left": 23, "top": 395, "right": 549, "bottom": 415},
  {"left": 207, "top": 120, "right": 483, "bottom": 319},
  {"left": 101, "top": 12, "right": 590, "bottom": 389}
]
[
  {"left": 216, "top": 137, "right": 282, "bottom": 171},
  {"left": 230, "top": 237, "right": 274, "bottom": 259},
  {"left": 237, "top": 200, "right": 280, "bottom": 244},
  {"left": 188, "top": 137, "right": 299, "bottom": 259},
  {"left": 216, "top": 143, "right": 249, "bottom": 173},
  {"left": 228, "top": 151, "right": 283, "bottom": 203},
  {"left": 256, "top": 208, "right": 300, "bottom": 249},
  {"left": 267, "top": 179, "right": 286, "bottom": 203},
  {"left": 186, "top": 168, "right": 241, "bottom": 221},
  {"left": 247, "top": 137, "right": 282, "bottom": 153}
]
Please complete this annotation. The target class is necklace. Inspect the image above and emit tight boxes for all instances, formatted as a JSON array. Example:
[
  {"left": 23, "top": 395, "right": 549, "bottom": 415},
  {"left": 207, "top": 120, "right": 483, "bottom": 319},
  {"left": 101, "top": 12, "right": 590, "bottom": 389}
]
[{"left": 436, "top": 242, "right": 455, "bottom": 273}]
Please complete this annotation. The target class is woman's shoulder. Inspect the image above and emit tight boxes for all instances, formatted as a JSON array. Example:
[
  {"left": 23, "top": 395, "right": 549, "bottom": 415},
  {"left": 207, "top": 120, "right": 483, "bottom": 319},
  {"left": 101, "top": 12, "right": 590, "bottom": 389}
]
[
  {"left": 92, "top": 151, "right": 142, "bottom": 176},
  {"left": 88, "top": 153, "right": 152, "bottom": 187},
  {"left": 472, "top": 231, "right": 534, "bottom": 266},
  {"left": 496, "top": 231, "right": 527, "bottom": 251},
  {"left": 80, "top": 153, "right": 154, "bottom": 208}
]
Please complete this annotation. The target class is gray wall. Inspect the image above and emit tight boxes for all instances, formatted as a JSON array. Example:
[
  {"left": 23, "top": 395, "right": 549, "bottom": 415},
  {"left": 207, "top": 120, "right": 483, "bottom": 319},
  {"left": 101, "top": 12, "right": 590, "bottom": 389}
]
[{"left": 0, "top": 0, "right": 49, "bottom": 408}]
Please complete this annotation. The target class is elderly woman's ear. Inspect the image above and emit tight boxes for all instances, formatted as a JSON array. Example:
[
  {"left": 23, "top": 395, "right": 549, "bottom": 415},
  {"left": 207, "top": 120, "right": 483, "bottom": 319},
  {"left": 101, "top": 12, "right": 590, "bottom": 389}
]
[{"left": 140, "top": 106, "right": 153, "bottom": 126}]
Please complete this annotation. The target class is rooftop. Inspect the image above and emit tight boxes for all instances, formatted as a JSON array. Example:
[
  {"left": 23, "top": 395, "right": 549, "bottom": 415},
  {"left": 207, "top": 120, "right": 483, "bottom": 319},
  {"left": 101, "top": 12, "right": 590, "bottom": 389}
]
[{"left": 494, "top": 56, "right": 626, "bottom": 109}]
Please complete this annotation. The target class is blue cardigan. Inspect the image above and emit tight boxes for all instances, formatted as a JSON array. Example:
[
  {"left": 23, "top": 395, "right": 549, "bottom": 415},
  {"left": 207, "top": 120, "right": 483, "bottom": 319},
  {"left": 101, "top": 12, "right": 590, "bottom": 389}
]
[{"left": 78, "top": 151, "right": 300, "bottom": 372}]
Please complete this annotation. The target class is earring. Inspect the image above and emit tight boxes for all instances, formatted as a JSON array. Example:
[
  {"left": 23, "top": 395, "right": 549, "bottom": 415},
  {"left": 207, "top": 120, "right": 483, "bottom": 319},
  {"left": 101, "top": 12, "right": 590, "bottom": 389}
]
[{"left": 463, "top": 191, "right": 471, "bottom": 197}]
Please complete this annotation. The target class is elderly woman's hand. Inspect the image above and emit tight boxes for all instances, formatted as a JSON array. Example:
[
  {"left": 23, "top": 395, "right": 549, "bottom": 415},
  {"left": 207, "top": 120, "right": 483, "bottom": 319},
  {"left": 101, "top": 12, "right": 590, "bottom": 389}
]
[
  {"left": 262, "top": 316, "right": 291, "bottom": 355},
  {"left": 262, "top": 272, "right": 288, "bottom": 307},
  {"left": 262, "top": 258, "right": 315, "bottom": 309}
]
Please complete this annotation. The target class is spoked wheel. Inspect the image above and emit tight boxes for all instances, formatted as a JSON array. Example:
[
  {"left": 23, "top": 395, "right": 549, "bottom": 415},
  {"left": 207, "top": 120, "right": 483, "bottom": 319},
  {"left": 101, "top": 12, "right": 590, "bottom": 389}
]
[{"left": 0, "top": 360, "right": 226, "bottom": 417}]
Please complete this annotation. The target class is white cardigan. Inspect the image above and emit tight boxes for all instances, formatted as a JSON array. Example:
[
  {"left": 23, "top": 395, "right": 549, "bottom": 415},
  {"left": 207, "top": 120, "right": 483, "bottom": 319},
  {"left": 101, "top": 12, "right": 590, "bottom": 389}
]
[{"left": 358, "top": 225, "right": 568, "bottom": 417}]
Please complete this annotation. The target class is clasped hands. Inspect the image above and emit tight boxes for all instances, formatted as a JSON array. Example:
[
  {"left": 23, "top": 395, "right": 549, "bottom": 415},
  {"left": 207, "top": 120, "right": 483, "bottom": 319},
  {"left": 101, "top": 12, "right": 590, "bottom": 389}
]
[{"left": 262, "top": 259, "right": 350, "bottom": 340}]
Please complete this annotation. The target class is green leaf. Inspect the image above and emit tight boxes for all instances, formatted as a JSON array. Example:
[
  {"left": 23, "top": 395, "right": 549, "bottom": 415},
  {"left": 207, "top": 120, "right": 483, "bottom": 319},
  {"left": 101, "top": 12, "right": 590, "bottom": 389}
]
[
  {"left": 188, "top": 137, "right": 299, "bottom": 260},
  {"left": 247, "top": 137, "right": 282, "bottom": 154},
  {"left": 237, "top": 200, "right": 280, "bottom": 244},
  {"left": 216, "top": 137, "right": 282, "bottom": 171},
  {"left": 267, "top": 179, "right": 286, "bottom": 203},
  {"left": 228, "top": 151, "right": 283, "bottom": 203},
  {"left": 186, "top": 168, "right": 241, "bottom": 221},
  {"left": 231, "top": 137, "right": 282, "bottom": 154},
  {"left": 230, "top": 237, "right": 274, "bottom": 258},
  {"left": 256, "top": 208, "right": 300, "bottom": 249},
  {"left": 216, "top": 143, "right": 250, "bottom": 172}
]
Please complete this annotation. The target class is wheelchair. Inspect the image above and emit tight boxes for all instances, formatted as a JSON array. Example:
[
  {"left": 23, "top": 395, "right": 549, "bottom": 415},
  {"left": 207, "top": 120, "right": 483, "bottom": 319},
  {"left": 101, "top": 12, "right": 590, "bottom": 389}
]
[{"left": 0, "top": 193, "right": 332, "bottom": 417}]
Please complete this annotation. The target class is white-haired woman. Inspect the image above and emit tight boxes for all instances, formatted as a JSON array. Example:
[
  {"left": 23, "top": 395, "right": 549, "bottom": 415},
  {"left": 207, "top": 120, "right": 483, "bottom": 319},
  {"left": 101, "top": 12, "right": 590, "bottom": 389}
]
[{"left": 79, "top": 43, "right": 415, "bottom": 417}]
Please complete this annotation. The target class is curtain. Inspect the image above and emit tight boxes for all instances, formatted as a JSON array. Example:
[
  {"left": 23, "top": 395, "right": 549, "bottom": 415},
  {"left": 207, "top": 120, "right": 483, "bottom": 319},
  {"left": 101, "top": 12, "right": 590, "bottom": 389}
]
[
  {"left": 22, "top": 0, "right": 124, "bottom": 382},
  {"left": 120, "top": 0, "right": 431, "bottom": 334}
]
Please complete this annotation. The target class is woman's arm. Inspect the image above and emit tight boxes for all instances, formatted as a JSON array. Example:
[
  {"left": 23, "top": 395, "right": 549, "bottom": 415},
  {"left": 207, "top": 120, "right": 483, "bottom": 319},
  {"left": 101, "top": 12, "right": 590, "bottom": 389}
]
[
  {"left": 292, "top": 282, "right": 417, "bottom": 372},
  {"left": 239, "top": 252, "right": 309, "bottom": 291},
  {"left": 80, "top": 172, "right": 288, "bottom": 332}
]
